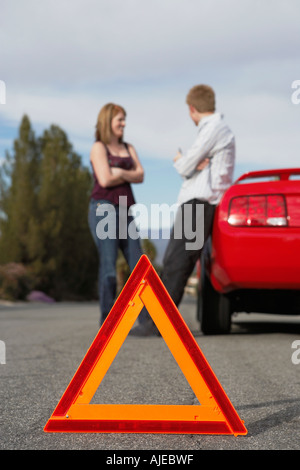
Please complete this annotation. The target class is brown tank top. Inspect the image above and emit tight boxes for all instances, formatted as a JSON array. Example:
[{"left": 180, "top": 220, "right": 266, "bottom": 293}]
[{"left": 90, "top": 142, "right": 136, "bottom": 207}]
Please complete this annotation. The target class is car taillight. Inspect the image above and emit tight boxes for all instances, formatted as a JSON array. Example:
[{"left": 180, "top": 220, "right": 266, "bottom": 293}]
[{"left": 228, "top": 195, "right": 288, "bottom": 227}]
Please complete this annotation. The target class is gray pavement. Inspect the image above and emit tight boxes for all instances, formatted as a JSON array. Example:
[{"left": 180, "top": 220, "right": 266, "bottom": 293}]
[{"left": 0, "top": 296, "right": 300, "bottom": 451}]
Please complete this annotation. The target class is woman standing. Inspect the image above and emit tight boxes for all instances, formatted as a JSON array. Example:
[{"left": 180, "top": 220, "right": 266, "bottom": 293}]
[{"left": 88, "top": 103, "right": 153, "bottom": 331}]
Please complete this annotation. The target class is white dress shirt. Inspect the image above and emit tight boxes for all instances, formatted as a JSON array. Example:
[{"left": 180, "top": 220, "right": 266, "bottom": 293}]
[{"left": 174, "top": 112, "right": 235, "bottom": 205}]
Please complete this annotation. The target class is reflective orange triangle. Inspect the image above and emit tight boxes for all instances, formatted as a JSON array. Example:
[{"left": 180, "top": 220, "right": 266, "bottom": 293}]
[{"left": 44, "top": 255, "right": 247, "bottom": 435}]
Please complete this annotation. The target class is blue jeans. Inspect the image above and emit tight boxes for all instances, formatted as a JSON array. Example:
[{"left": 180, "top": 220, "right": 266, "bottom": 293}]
[{"left": 88, "top": 199, "right": 148, "bottom": 325}]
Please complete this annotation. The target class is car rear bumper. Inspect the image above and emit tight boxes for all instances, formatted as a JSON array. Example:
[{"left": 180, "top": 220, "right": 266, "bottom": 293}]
[{"left": 210, "top": 224, "right": 300, "bottom": 293}]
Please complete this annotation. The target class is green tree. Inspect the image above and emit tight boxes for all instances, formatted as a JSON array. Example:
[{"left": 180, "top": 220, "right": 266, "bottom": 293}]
[
  {"left": 28, "top": 124, "right": 98, "bottom": 299},
  {"left": 0, "top": 115, "right": 40, "bottom": 264},
  {"left": 0, "top": 115, "right": 98, "bottom": 300}
]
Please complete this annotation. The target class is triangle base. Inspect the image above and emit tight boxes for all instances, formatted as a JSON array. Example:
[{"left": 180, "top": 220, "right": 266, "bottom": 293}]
[{"left": 44, "top": 418, "right": 237, "bottom": 435}]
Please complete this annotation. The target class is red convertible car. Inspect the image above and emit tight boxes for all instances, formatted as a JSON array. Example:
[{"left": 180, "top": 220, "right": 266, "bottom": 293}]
[{"left": 197, "top": 168, "right": 300, "bottom": 334}]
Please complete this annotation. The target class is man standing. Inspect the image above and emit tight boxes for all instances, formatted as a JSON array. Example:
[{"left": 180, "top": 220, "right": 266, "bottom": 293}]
[
  {"left": 161, "top": 84, "right": 236, "bottom": 307},
  {"left": 130, "top": 84, "right": 235, "bottom": 336}
]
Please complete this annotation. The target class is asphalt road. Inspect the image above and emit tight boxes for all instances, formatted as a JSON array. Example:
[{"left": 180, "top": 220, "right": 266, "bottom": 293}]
[{"left": 0, "top": 296, "right": 300, "bottom": 453}]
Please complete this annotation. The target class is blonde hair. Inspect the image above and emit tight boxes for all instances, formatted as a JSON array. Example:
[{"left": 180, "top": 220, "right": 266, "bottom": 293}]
[
  {"left": 95, "top": 103, "right": 126, "bottom": 143},
  {"left": 186, "top": 85, "right": 215, "bottom": 113}
]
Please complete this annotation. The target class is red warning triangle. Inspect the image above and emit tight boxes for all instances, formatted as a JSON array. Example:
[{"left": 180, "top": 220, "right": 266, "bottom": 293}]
[{"left": 44, "top": 255, "right": 247, "bottom": 435}]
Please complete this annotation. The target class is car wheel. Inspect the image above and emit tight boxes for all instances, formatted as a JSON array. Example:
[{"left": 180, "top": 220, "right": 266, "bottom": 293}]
[{"left": 197, "top": 272, "right": 232, "bottom": 335}]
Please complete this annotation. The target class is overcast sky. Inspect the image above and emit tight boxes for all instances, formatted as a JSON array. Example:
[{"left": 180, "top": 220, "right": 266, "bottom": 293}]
[{"left": 1, "top": 0, "right": 300, "bottom": 227}]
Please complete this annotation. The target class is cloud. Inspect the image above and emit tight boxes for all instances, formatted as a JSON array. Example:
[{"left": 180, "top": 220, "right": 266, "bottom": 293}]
[
  {"left": 1, "top": 0, "right": 300, "bottom": 171},
  {"left": 3, "top": 80, "right": 299, "bottom": 170},
  {"left": 2, "top": 0, "right": 300, "bottom": 86}
]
